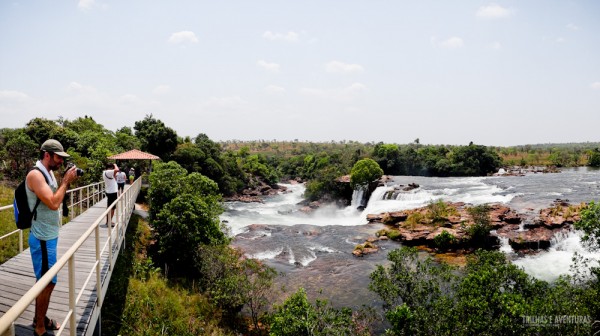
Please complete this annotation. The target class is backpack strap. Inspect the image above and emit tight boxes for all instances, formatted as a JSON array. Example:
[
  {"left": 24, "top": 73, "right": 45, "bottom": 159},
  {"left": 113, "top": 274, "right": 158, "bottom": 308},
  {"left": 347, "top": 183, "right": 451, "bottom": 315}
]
[{"left": 30, "top": 167, "right": 50, "bottom": 220}]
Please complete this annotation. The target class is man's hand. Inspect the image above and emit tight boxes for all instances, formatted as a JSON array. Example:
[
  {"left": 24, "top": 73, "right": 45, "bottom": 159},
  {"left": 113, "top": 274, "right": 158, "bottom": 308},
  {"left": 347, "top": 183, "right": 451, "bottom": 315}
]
[{"left": 62, "top": 166, "right": 79, "bottom": 186}]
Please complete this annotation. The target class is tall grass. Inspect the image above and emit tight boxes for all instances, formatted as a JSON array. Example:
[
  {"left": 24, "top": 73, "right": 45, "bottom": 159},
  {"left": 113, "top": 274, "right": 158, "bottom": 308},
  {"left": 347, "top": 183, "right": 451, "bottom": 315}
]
[{"left": 0, "top": 184, "right": 29, "bottom": 264}]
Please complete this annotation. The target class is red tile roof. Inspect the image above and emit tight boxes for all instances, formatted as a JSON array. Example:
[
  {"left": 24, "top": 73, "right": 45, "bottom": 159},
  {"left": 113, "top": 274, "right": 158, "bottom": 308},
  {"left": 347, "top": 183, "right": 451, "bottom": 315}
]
[{"left": 107, "top": 149, "right": 161, "bottom": 160}]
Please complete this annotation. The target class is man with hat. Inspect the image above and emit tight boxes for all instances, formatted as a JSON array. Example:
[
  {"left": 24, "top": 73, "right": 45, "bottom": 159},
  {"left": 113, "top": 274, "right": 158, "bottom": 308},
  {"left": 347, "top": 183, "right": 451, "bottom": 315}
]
[{"left": 27, "top": 139, "right": 79, "bottom": 336}]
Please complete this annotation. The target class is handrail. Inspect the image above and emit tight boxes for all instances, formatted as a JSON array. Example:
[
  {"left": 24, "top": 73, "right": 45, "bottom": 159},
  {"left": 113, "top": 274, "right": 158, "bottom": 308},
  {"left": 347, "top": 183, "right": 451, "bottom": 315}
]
[
  {"left": 0, "top": 178, "right": 141, "bottom": 336},
  {"left": 0, "top": 182, "right": 105, "bottom": 255}
]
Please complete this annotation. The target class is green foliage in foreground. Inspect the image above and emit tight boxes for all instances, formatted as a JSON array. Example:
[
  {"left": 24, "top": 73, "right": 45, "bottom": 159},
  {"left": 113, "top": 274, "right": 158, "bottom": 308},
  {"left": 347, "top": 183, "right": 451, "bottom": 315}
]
[
  {"left": 370, "top": 247, "right": 596, "bottom": 335},
  {"left": 120, "top": 274, "right": 232, "bottom": 336},
  {"left": 269, "top": 288, "right": 375, "bottom": 336},
  {"left": 575, "top": 200, "right": 600, "bottom": 249},
  {"left": 196, "top": 244, "right": 277, "bottom": 329}
]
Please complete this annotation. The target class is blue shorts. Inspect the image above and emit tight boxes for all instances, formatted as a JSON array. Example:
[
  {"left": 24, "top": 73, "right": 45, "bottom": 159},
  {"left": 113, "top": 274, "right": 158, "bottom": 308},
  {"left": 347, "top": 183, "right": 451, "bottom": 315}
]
[{"left": 29, "top": 235, "right": 58, "bottom": 284}]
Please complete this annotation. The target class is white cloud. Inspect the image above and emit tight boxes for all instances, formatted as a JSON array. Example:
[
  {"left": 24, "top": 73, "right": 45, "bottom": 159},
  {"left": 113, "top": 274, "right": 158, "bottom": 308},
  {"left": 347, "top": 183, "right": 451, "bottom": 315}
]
[
  {"left": 67, "top": 82, "right": 97, "bottom": 94},
  {"left": 566, "top": 23, "right": 580, "bottom": 31},
  {"left": 439, "top": 37, "right": 464, "bottom": 49},
  {"left": 489, "top": 41, "right": 502, "bottom": 50},
  {"left": 0, "top": 90, "right": 29, "bottom": 102},
  {"left": 262, "top": 30, "right": 299, "bottom": 42},
  {"left": 325, "top": 61, "right": 364, "bottom": 74},
  {"left": 168, "top": 31, "right": 199, "bottom": 44},
  {"left": 344, "top": 83, "right": 367, "bottom": 93},
  {"left": 264, "top": 85, "right": 285, "bottom": 94},
  {"left": 556, "top": 37, "right": 566, "bottom": 43},
  {"left": 257, "top": 60, "right": 281, "bottom": 72},
  {"left": 476, "top": 4, "right": 512, "bottom": 19},
  {"left": 591, "top": 82, "right": 600, "bottom": 90},
  {"left": 78, "top": 0, "right": 95, "bottom": 11},
  {"left": 153, "top": 85, "right": 171, "bottom": 95},
  {"left": 77, "top": 0, "right": 107, "bottom": 11}
]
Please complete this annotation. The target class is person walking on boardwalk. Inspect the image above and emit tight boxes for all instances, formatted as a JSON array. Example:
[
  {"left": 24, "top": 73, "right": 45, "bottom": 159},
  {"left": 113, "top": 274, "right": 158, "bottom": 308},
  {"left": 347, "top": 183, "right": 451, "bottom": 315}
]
[
  {"left": 115, "top": 168, "right": 127, "bottom": 196},
  {"left": 103, "top": 162, "right": 119, "bottom": 225},
  {"left": 27, "top": 139, "right": 79, "bottom": 336},
  {"left": 128, "top": 167, "right": 135, "bottom": 184}
]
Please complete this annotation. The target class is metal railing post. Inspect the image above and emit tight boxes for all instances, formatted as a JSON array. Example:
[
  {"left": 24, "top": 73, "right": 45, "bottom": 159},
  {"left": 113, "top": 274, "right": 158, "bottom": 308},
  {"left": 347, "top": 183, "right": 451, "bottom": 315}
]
[
  {"left": 18, "top": 231, "right": 23, "bottom": 253},
  {"left": 107, "top": 210, "right": 113, "bottom": 271},
  {"left": 79, "top": 189, "right": 83, "bottom": 216},
  {"left": 70, "top": 192, "right": 74, "bottom": 220},
  {"left": 68, "top": 257, "right": 76, "bottom": 336},
  {"left": 0, "top": 322, "right": 14, "bottom": 336},
  {"left": 95, "top": 224, "right": 102, "bottom": 308}
]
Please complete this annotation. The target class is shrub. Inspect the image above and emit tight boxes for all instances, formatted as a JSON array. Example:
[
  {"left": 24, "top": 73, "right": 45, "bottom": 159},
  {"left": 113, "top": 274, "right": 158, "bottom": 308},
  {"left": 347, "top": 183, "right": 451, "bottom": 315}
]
[
  {"left": 404, "top": 212, "right": 424, "bottom": 229},
  {"left": 575, "top": 201, "right": 600, "bottom": 249},
  {"left": 466, "top": 204, "right": 492, "bottom": 247},
  {"left": 195, "top": 245, "right": 277, "bottom": 328},
  {"left": 386, "top": 229, "right": 402, "bottom": 240},
  {"left": 269, "top": 288, "right": 374, "bottom": 336},
  {"left": 434, "top": 230, "right": 456, "bottom": 251},
  {"left": 370, "top": 247, "right": 594, "bottom": 335},
  {"left": 426, "top": 199, "right": 456, "bottom": 225}
]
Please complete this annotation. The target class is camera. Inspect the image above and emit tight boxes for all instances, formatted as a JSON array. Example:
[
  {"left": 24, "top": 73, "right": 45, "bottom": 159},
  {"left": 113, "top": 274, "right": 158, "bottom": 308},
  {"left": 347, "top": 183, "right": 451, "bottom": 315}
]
[{"left": 66, "top": 163, "right": 85, "bottom": 176}]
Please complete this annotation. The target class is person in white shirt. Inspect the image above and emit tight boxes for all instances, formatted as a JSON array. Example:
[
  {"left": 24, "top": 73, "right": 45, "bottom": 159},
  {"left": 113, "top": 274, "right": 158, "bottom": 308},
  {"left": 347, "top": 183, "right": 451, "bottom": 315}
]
[
  {"left": 116, "top": 169, "right": 127, "bottom": 196},
  {"left": 102, "top": 162, "right": 119, "bottom": 225}
]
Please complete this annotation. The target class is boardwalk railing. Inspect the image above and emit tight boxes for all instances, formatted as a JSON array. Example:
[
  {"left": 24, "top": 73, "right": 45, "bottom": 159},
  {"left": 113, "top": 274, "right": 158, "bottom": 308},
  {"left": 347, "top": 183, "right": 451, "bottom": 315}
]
[
  {"left": 0, "top": 178, "right": 141, "bottom": 336},
  {"left": 0, "top": 182, "right": 105, "bottom": 255}
]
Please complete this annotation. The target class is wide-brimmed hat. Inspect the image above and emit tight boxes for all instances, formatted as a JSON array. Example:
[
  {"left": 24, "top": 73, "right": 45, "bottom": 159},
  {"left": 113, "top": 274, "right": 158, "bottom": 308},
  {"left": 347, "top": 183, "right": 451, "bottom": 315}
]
[{"left": 41, "top": 139, "right": 70, "bottom": 158}]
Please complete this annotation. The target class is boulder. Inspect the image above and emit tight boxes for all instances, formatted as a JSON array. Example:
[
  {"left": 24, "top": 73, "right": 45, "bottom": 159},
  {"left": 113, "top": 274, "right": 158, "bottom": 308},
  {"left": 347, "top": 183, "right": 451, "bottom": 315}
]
[{"left": 507, "top": 227, "right": 563, "bottom": 250}]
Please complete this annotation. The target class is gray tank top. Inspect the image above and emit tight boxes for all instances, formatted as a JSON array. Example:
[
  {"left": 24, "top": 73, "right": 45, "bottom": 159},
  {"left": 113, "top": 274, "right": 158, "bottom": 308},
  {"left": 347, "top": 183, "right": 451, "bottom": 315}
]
[{"left": 26, "top": 174, "right": 60, "bottom": 240}]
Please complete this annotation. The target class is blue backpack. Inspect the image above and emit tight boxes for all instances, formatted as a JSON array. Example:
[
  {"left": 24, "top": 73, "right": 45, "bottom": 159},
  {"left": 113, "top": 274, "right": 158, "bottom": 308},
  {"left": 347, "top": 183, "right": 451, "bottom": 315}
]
[{"left": 13, "top": 167, "right": 50, "bottom": 230}]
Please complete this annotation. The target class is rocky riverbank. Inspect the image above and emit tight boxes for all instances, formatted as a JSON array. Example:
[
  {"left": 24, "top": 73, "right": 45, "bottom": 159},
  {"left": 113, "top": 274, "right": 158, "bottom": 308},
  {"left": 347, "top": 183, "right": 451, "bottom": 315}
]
[
  {"left": 353, "top": 199, "right": 584, "bottom": 256},
  {"left": 223, "top": 181, "right": 291, "bottom": 203}
]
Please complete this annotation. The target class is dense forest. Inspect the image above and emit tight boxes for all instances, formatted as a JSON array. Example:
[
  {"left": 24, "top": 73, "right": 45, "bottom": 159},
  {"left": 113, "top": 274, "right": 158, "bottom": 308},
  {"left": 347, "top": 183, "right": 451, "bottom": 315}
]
[{"left": 1, "top": 116, "right": 600, "bottom": 335}]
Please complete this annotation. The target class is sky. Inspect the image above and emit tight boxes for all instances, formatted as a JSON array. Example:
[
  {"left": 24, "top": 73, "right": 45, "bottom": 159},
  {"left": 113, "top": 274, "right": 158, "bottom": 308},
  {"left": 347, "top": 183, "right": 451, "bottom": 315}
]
[{"left": 1, "top": 1, "right": 599, "bottom": 147}]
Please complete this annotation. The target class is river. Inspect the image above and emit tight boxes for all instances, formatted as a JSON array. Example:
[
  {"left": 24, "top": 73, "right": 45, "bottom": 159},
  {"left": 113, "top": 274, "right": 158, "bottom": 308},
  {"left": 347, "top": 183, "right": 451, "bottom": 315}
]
[{"left": 222, "top": 167, "right": 600, "bottom": 309}]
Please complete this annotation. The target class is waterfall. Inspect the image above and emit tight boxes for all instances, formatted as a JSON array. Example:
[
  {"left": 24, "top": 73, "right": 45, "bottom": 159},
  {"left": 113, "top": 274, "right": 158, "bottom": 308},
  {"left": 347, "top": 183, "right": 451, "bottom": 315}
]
[{"left": 351, "top": 186, "right": 367, "bottom": 209}]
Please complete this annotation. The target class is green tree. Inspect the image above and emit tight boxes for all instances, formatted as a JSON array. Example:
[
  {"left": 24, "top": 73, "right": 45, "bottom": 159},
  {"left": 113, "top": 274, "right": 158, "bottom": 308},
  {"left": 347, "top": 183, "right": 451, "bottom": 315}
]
[
  {"left": 588, "top": 149, "right": 600, "bottom": 167},
  {"left": 134, "top": 114, "right": 178, "bottom": 160},
  {"left": 350, "top": 158, "right": 383, "bottom": 188},
  {"left": 115, "top": 126, "right": 141, "bottom": 151},
  {"left": 4, "top": 130, "right": 38, "bottom": 178},
  {"left": 24, "top": 117, "right": 62, "bottom": 145},
  {"left": 172, "top": 142, "right": 206, "bottom": 172},
  {"left": 574, "top": 201, "right": 600, "bottom": 249},
  {"left": 196, "top": 245, "right": 277, "bottom": 326}
]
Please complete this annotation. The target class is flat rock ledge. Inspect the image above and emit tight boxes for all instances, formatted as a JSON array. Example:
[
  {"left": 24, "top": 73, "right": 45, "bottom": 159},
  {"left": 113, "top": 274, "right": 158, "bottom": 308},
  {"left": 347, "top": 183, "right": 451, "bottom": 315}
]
[{"left": 366, "top": 199, "right": 583, "bottom": 252}]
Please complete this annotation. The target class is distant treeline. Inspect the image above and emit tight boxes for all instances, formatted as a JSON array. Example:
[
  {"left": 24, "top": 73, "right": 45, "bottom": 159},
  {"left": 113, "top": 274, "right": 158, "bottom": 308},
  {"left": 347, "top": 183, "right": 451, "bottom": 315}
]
[{"left": 2, "top": 116, "right": 599, "bottom": 202}]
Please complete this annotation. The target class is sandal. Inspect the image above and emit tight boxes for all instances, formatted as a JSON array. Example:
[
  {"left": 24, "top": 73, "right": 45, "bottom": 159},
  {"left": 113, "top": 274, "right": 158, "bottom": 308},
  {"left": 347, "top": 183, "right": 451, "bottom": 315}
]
[{"left": 32, "top": 316, "right": 60, "bottom": 330}]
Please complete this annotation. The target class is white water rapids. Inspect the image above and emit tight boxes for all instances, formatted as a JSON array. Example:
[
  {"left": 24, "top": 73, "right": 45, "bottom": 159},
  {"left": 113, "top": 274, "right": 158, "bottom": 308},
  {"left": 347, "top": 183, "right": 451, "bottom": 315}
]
[{"left": 223, "top": 169, "right": 600, "bottom": 283}]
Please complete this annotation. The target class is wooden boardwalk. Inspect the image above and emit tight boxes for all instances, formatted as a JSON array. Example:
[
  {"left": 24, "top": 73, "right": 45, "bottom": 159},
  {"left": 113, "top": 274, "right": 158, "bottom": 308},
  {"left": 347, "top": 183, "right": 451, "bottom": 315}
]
[{"left": 0, "top": 186, "right": 137, "bottom": 336}]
